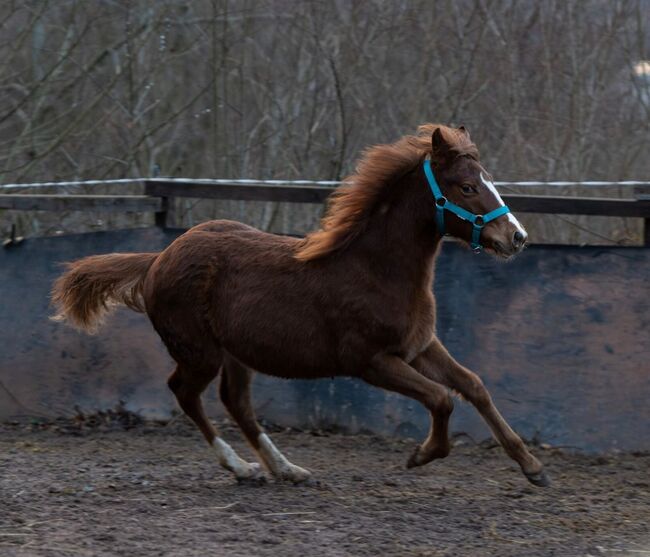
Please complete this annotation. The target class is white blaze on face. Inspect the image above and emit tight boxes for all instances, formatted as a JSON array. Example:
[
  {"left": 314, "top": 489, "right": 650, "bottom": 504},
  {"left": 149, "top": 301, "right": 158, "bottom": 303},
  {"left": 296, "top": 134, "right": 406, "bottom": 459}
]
[{"left": 480, "top": 172, "right": 526, "bottom": 235}]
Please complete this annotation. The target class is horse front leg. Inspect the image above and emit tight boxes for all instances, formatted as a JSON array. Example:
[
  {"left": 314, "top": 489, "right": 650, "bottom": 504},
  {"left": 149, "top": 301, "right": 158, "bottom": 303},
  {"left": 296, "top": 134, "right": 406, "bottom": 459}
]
[
  {"left": 362, "top": 353, "right": 454, "bottom": 469},
  {"left": 415, "top": 338, "right": 550, "bottom": 487}
]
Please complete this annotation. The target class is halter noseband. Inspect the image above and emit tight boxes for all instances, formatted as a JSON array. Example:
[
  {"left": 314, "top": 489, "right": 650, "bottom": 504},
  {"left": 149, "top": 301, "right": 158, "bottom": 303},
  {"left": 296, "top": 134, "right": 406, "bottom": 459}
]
[{"left": 423, "top": 159, "right": 511, "bottom": 252}]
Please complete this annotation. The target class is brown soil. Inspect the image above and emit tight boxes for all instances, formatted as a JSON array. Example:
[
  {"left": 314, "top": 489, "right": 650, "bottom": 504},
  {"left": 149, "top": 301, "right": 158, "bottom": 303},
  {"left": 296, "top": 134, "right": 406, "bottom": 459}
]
[{"left": 1, "top": 419, "right": 648, "bottom": 557}]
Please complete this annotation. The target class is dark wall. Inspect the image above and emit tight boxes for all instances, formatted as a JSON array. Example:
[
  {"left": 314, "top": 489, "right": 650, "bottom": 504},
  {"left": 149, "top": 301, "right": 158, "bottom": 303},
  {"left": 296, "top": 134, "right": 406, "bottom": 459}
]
[{"left": 1, "top": 228, "right": 648, "bottom": 452}]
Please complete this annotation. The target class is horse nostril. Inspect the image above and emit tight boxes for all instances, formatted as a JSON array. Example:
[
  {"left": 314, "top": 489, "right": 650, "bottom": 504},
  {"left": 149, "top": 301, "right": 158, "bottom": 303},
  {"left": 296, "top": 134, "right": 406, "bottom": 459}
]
[{"left": 512, "top": 230, "right": 527, "bottom": 249}]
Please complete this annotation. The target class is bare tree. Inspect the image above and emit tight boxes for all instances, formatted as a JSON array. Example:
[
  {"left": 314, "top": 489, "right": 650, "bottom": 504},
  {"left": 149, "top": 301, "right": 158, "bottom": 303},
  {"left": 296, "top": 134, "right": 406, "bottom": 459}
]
[{"left": 0, "top": 0, "right": 648, "bottom": 244}]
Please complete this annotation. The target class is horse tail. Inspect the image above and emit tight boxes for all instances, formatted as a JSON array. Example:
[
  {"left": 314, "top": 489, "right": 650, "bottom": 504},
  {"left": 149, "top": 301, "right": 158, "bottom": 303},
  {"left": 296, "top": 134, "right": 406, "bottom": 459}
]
[{"left": 51, "top": 252, "right": 159, "bottom": 333}]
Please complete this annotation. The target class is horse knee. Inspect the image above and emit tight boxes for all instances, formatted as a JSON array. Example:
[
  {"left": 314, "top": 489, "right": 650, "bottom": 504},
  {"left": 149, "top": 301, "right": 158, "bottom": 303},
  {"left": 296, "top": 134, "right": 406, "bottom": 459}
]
[
  {"left": 426, "top": 389, "right": 453, "bottom": 417},
  {"left": 462, "top": 374, "right": 492, "bottom": 408},
  {"left": 440, "top": 392, "right": 454, "bottom": 416}
]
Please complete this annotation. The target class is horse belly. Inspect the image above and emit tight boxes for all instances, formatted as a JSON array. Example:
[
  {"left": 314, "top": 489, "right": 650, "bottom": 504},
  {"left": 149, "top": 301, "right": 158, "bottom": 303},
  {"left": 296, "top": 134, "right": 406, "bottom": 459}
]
[
  {"left": 214, "top": 281, "right": 340, "bottom": 379},
  {"left": 228, "top": 343, "right": 338, "bottom": 379},
  {"left": 221, "top": 323, "right": 339, "bottom": 380}
]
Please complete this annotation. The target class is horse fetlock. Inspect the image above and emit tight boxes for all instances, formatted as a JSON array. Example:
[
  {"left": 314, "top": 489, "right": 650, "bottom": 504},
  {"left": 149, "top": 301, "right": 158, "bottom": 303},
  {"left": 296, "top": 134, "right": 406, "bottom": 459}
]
[
  {"left": 257, "top": 433, "right": 312, "bottom": 483},
  {"left": 212, "top": 437, "right": 265, "bottom": 481}
]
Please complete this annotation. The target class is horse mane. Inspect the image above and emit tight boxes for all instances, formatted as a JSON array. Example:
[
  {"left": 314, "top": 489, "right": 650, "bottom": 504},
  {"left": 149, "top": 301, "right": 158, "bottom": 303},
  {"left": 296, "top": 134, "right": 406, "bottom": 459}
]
[{"left": 294, "top": 123, "right": 478, "bottom": 261}]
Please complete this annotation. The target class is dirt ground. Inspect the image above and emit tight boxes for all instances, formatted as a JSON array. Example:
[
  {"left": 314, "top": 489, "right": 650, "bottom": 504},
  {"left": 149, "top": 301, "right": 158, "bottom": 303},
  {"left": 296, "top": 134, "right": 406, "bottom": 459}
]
[{"left": 0, "top": 417, "right": 648, "bottom": 557}]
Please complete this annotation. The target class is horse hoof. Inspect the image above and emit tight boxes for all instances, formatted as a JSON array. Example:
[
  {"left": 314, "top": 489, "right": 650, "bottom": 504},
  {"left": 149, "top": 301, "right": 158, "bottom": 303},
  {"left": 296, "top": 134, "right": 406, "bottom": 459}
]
[
  {"left": 406, "top": 452, "right": 421, "bottom": 469},
  {"left": 284, "top": 465, "right": 312, "bottom": 484},
  {"left": 525, "top": 470, "right": 551, "bottom": 487},
  {"left": 407, "top": 444, "right": 449, "bottom": 469},
  {"left": 406, "top": 446, "right": 427, "bottom": 469},
  {"left": 235, "top": 462, "right": 267, "bottom": 485}
]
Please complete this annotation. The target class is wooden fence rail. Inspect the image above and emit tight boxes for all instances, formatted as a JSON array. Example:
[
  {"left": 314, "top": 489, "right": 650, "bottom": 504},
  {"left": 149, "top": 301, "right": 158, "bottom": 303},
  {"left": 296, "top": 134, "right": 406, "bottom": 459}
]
[
  {"left": 1, "top": 180, "right": 649, "bottom": 245},
  {"left": 0, "top": 194, "right": 162, "bottom": 213}
]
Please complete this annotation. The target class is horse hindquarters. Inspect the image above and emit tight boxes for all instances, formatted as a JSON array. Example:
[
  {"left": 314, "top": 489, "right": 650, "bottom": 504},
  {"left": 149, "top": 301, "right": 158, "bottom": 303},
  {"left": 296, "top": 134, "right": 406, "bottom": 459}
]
[{"left": 144, "top": 229, "right": 312, "bottom": 483}]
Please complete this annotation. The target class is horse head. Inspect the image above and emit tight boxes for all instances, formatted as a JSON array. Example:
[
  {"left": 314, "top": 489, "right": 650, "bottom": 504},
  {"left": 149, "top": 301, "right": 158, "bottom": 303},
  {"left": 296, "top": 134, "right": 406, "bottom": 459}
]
[{"left": 425, "top": 126, "right": 528, "bottom": 259}]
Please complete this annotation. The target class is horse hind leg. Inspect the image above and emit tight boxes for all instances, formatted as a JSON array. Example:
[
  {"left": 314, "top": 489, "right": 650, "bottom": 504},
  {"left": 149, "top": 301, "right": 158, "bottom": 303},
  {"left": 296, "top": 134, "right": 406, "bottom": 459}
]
[
  {"left": 219, "top": 353, "right": 311, "bottom": 483},
  {"left": 167, "top": 363, "right": 264, "bottom": 482}
]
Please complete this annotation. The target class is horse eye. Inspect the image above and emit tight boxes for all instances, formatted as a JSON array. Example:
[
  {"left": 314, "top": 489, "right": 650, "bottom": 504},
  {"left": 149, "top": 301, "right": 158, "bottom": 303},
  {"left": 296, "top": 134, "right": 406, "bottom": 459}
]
[{"left": 460, "top": 184, "right": 475, "bottom": 194}]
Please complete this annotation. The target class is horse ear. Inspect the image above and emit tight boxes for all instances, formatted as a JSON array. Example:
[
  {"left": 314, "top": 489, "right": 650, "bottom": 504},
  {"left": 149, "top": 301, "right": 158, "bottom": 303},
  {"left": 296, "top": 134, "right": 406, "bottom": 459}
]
[
  {"left": 458, "top": 125, "right": 470, "bottom": 139},
  {"left": 431, "top": 128, "right": 453, "bottom": 166}
]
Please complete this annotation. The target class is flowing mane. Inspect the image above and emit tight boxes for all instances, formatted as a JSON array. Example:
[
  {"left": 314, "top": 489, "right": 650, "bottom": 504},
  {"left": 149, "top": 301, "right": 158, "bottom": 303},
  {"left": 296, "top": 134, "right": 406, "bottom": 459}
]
[{"left": 294, "top": 124, "right": 478, "bottom": 261}]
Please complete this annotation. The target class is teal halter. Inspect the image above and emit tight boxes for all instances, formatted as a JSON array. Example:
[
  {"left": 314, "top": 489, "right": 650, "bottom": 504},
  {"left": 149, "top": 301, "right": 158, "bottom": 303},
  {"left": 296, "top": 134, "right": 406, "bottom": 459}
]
[{"left": 423, "top": 159, "right": 511, "bottom": 251}]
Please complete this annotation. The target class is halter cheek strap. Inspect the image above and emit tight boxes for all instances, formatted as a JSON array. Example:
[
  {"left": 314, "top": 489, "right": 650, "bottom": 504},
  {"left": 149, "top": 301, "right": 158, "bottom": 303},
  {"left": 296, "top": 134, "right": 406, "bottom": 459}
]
[{"left": 423, "top": 160, "right": 510, "bottom": 251}]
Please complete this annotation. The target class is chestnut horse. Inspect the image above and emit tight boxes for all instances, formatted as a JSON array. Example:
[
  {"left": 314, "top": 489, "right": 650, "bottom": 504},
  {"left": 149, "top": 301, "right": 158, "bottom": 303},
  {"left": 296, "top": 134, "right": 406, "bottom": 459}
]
[{"left": 52, "top": 124, "right": 549, "bottom": 487}]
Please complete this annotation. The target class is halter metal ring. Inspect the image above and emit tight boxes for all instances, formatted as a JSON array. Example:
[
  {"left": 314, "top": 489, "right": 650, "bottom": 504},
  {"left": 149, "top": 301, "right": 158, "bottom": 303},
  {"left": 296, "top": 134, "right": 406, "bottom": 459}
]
[
  {"left": 474, "top": 215, "right": 485, "bottom": 227},
  {"left": 436, "top": 196, "right": 447, "bottom": 207}
]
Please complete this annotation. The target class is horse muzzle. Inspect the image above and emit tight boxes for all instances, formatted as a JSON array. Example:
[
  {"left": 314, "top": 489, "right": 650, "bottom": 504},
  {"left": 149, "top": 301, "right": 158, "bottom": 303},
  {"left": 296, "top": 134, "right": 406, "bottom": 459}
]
[{"left": 490, "top": 228, "right": 528, "bottom": 259}]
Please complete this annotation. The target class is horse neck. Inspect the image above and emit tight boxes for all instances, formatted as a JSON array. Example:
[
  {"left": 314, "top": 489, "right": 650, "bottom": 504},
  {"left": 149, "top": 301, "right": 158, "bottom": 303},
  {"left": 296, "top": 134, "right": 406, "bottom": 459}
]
[{"left": 344, "top": 168, "right": 442, "bottom": 284}]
